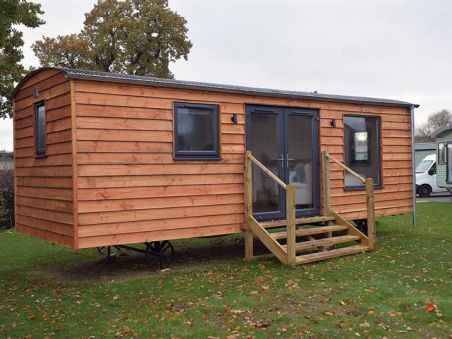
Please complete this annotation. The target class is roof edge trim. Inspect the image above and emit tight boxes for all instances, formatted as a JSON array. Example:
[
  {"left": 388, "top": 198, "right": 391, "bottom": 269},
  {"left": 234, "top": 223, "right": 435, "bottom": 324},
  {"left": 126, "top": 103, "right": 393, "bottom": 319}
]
[
  {"left": 12, "top": 67, "right": 420, "bottom": 109},
  {"left": 10, "top": 67, "right": 65, "bottom": 99}
]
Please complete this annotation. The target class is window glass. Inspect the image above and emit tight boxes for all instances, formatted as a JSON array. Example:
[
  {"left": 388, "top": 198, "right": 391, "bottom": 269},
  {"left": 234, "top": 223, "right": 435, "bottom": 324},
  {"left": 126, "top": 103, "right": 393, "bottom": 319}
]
[
  {"left": 448, "top": 144, "right": 452, "bottom": 182},
  {"left": 429, "top": 163, "right": 436, "bottom": 175},
  {"left": 174, "top": 103, "right": 219, "bottom": 159},
  {"left": 438, "top": 142, "right": 446, "bottom": 165},
  {"left": 416, "top": 160, "right": 433, "bottom": 173},
  {"left": 344, "top": 116, "right": 380, "bottom": 188},
  {"left": 35, "top": 103, "right": 46, "bottom": 156}
]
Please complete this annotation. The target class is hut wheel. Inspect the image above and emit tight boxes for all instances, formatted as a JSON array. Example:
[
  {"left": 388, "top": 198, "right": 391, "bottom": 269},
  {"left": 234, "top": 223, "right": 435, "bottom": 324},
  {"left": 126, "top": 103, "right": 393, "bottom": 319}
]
[
  {"left": 96, "top": 246, "right": 120, "bottom": 257},
  {"left": 145, "top": 241, "right": 174, "bottom": 269}
]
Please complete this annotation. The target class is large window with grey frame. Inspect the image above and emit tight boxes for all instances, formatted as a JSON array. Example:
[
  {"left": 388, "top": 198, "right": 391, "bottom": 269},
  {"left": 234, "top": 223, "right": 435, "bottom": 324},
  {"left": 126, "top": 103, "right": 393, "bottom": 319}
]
[
  {"left": 174, "top": 102, "right": 219, "bottom": 159},
  {"left": 447, "top": 143, "right": 452, "bottom": 183},
  {"left": 34, "top": 102, "right": 46, "bottom": 157},
  {"left": 344, "top": 115, "right": 381, "bottom": 188}
]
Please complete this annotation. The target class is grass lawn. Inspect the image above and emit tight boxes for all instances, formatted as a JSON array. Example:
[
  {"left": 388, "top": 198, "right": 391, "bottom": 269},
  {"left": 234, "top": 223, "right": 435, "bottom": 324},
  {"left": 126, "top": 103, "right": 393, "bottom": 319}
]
[{"left": 0, "top": 202, "right": 451, "bottom": 338}]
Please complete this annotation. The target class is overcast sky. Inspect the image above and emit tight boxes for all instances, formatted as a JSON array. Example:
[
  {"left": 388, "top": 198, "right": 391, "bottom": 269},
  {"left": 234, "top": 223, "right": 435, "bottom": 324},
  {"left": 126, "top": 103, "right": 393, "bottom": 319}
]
[{"left": 1, "top": 0, "right": 451, "bottom": 150}]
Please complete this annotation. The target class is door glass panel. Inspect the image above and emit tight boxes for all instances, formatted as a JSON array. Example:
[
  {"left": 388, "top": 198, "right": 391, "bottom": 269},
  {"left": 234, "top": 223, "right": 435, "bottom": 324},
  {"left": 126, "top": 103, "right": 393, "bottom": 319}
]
[
  {"left": 250, "top": 113, "right": 281, "bottom": 213},
  {"left": 286, "top": 115, "right": 314, "bottom": 209}
]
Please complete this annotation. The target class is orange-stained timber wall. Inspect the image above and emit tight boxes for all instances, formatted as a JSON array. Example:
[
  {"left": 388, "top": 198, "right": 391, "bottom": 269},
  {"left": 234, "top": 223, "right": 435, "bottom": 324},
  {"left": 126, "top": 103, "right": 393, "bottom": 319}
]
[{"left": 13, "top": 69, "right": 413, "bottom": 249}]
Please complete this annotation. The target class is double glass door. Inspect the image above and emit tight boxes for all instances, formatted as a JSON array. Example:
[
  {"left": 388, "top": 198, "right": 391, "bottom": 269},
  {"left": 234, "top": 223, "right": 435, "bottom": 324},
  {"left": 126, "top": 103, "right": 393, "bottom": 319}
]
[{"left": 246, "top": 105, "right": 319, "bottom": 220}]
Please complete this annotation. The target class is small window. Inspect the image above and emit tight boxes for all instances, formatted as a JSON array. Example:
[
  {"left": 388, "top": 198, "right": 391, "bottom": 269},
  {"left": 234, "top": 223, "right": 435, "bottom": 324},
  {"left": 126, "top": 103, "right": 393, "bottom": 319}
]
[
  {"left": 174, "top": 102, "right": 219, "bottom": 159},
  {"left": 438, "top": 142, "right": 446, "bottom": 165},
  {"left": 34, "top": 102, "right": 46, "bottom": 157},
  {"left": 344, "top": 115, "right": 381, "bottom": 188}
]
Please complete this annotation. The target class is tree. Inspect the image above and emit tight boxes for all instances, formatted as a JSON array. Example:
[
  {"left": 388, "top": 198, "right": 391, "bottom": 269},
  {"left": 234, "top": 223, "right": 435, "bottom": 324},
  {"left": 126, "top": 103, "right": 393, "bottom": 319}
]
[
  {"left": 415, "top": 109, "right": 452, "bottom": 142},
  {"left": 32, "top": 34, "right": 92, "bottom": 69},
  {"left": 32, "top": 0, "right": 192, "bottom": 78},
  {"left": 0, "top": 0, "right": 44, "bottom": 119},
  {"left": 0, "top": 151, "right": 14, "bottom": 229}
]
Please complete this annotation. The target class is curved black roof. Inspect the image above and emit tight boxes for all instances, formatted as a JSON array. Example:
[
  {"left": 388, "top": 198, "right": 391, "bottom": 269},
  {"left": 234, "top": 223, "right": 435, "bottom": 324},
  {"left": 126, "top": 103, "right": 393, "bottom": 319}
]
[{"left": 13, "top": 67, "right": 419, "bottom": 108}]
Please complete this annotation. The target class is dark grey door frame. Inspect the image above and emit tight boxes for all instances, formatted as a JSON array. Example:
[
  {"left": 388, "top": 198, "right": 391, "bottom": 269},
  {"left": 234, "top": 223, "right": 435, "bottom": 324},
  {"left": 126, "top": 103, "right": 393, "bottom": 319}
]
[{"left": 245, "top": 104, "right": 320, "bottom": 221}]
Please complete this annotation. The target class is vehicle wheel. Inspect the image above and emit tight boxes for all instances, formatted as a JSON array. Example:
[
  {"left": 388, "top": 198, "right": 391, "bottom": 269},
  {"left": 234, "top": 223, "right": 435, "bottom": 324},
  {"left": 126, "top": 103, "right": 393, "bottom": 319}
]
[{"left": 418, "top": 184, "right": 432, "bottom": 198}]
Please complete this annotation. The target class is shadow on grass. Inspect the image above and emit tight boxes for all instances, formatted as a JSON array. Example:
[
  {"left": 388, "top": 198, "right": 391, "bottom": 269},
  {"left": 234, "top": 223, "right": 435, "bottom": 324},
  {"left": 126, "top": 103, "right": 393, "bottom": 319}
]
[{"left": 30, "top": 235, "right": 273, "bottom": 283}]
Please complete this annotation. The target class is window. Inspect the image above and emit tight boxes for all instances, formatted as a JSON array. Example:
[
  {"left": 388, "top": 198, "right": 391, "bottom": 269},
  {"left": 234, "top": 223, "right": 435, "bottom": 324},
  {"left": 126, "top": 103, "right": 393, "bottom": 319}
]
[
  {"left": 34, "top": 102, "right": 46, "bottom": 157},
  {"left": 429, "top": 162, "right": 437, "bottom": 175},
  {"left": 174, "top": 102, "right": 219, "bottom": 159},
  {"left": 416, "top": 159, "right": 433, "bottom": 173},
  {"left": 438, "top": 142, "right": 446, "bottom": 165},
  {"left": 447, "top": 143, "right": 452, "bottom": 183},
  {"left": 344, "top": 115, "right": 381, "bottom": 188}
]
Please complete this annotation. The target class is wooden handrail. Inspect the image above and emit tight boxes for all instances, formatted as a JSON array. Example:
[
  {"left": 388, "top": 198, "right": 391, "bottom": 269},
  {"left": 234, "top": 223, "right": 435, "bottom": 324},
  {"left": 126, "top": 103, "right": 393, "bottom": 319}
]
[
  {"left": 322, "top": 150, "right": 376, "bottom": 251},
  {"left": 325, "top": 152, "right": 366, "bottom": 183},
  {"left": 246, "top": 151, "right": 287, "bottom": 189},
  {"left": 244, "top": 150, "right": 296, "bottom": 266}
]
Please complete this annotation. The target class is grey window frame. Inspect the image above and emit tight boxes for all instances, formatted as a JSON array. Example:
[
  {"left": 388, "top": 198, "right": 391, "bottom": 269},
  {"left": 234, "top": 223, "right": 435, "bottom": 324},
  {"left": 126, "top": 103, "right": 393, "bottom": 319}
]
[
  {"left": 438, "top": 142, "right": 446, "bottom": 165},
  {"left": 174, "top": 102, "right": 220, "bottom": 160},
  {"left": 343, "top": 114, "right": 382, "bottom": 190},
  {"left": 447, "top": 142, "right": 452, "bottom": 184},
  {"left": 34, "top": 101, "right": 46, "bottom": 157}
]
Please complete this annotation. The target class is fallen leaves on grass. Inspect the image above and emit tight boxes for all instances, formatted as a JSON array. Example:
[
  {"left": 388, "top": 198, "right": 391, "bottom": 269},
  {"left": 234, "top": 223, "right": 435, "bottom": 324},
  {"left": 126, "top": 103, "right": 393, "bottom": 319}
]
[
  {"left": 284, "top": 280, "right": 300, "bottom": 290},
  {"left": 423, "top": 303, "right": 438, "bottom": 313},
  {"left": 388, "top": 310, "right": 401, "bottom": 317},
  {"left": 114, "top": 326, "right": 138, "bottom": 337},
  {"left": 254, "top": 321, "right": 269, "bottom": 329}
]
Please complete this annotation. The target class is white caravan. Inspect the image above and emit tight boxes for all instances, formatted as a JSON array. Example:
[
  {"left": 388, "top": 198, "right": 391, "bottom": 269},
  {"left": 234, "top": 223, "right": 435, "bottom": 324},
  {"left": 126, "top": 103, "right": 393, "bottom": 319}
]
[{"left": 415, "top": 154, "right": 447, "bottom": 197}]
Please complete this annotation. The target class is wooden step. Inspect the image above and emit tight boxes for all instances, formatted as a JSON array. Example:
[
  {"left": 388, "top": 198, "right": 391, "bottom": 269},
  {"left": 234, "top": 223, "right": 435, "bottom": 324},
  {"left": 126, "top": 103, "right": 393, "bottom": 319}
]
[
  {"left": 270, "top": 225, "right": 348, "bottom": 240},
  {"left": 260, "top": 216, "right": 336, "bottom": 228},
  {"left": 282, "top": 235, "right": 360, "bottom": 252},
  {"left": 296, "top": 245, "right": 370, "bottom": 264}
]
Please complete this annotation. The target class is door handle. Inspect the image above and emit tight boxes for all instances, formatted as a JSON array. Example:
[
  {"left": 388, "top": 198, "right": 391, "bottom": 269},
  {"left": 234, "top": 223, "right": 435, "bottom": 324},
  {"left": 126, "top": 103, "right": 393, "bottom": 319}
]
[
  {"left": 277, "top": 153, "right": 285, "bottom": 164},
  {"left": 286, "top": 154, "right": 294, "bottom": 168}
]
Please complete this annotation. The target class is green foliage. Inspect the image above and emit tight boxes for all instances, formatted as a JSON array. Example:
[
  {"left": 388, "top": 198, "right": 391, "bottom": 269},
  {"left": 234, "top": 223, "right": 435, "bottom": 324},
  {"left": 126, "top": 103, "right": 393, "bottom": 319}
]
[
  {"left": 415, "top": 109, "right": 452, "bottom": 142},
  {"left": 0, "top": 155, "right": 14, "bottom": 229},
  {"left": 0, "top": 0, "right": 44, "bottom": 119},
  {"left": 0, "top": 170, "right": 14, "bottom": 229},
  {"left": 32, "top": 33, "right": 92, "bottom": 69},
  {"left": 0, "top": 203, "right": 450, "bottom": 337},
  {"left": 32, "top": 0, "right": 192, "bottom": 78}
]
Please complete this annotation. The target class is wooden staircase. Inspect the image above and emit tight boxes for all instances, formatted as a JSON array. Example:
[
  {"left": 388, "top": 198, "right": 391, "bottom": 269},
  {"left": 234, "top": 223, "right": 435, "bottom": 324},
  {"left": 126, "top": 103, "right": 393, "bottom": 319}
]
[{"left": 244, "top": 151, "right": 376, "bottom": 267}]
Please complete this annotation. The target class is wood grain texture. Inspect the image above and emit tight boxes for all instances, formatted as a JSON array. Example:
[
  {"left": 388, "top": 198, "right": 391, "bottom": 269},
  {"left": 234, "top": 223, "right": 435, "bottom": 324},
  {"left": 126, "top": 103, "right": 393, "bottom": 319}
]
[
  {"left": 72, "top": 79, "right": 412, "bottom": 245},
  {"left": 13, "top": 69, "right": 75, "bottom": 247},
  {"left": 14, "top": 70, "right": 413, "bottom": 249}
]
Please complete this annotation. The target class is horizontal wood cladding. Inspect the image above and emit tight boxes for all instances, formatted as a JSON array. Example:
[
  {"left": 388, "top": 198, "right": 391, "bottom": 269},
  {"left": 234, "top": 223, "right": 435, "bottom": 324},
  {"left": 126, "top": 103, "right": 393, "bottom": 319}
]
[
  {"left": 74, "top": 80, "right": 407, "bottom": 114},
  {"left": 79, "top": 203, "right": 244, "bottom": 225},
  {"left": 77, "top": 173, "right": 243, "bottom": 189},
  {"left": 16, "top": 223, "right": 74, "bottom": 247},
  {"left": 78, "top": 193, "right": 244, "bottom": 213},
  {"left": 14, "top": 69, "right": 75, "bottom": 248},
  {"left": 73, "top": 80, "right": 249, "bottom": 245},
  {"left": 11, "top": 70, "right": 414, "bottom": 250},
  {"left": 78, "top": 184, "right": 243, "bottom": 201},
  {"left": 73, "top": 79, "right": 413, "bottom": 246},
  {"left": 77, "top": 224, "right": 241, "bottom": 248},
  {"left": 77, "top": 164, "right": 244, "bottom": 176},
  {"left": 78, "top": 214, "right": 244, "bottom": 239},
  {"left": 320, "top": 105, "right": 413, "bottom": 221}
]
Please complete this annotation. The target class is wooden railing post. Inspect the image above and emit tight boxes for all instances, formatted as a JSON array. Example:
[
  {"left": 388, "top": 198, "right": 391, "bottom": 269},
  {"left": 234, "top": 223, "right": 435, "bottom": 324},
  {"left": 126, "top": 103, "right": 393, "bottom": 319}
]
[
  {"left": 365, "top": 178, "right": 376, "bottom": 250},
  {"left": 244, "top": 151, "right": 254, "bottom": 260},
  {"left": 286, "top": 185, "right": 296, "bottom": 266},
  {"left": 322, "top": 151, "right": 331, "bottom": 216}
]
